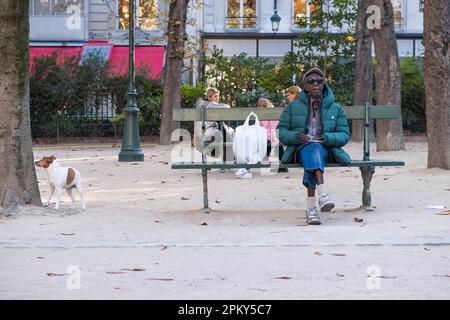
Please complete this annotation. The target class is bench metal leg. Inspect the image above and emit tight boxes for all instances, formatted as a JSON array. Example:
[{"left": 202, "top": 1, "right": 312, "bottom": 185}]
[
  {"left": 201, "top": 169, "right": 210, "bottom": 213},
  {"left": 360, "top": 166, "right": 375, "bottom": 211}
]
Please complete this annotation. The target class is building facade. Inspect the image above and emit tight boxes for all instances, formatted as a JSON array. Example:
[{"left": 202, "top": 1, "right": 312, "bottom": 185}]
[
  {"left": 29, "top": 0, "right": 167, "bottom": 80},
  {"left": 29, "top": 0, "right": 425, "bottom": 83},
  {"left": 202, "top": 0, "right": 424, "bottom": 59}
]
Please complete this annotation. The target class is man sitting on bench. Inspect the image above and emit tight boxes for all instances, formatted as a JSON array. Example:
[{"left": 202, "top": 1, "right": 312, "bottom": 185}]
[{"left": 277, "top": 68, "right": 351, "bottom": 225}]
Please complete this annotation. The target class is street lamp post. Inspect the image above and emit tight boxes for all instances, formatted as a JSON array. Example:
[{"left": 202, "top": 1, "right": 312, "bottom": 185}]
[
  {"left": 271, "top": 0, "right": 281, "bottom": 32},
  {"left": 118, "top": 0, "right": 144, "bottom": 162}
]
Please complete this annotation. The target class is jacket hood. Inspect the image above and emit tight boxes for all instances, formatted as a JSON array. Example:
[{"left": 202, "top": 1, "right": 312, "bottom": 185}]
[{"left": 298, "top": 83, "right": 335, "bottom": 109}]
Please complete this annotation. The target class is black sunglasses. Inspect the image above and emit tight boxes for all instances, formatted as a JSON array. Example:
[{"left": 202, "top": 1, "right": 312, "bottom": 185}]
[{"left": 305, "top": 78, "right": 324, "bottom": 85}]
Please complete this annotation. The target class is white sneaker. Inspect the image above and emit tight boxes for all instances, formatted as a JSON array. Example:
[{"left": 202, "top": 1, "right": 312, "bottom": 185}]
[
  {"left": 237, "top": 169, "right": 252, "bottom": 179},
  {"left": 235, "top": 168, "right": 247, "bottom": 176},
  {"left": 319, "top": 192, "right": 335, "bottom": 212},
  {"left": 306, "top": 207, "right": 322, "bottom": 225}
]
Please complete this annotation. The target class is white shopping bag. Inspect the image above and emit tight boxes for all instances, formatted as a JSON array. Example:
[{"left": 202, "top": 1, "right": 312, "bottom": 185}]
[{"left": 233, "top": 112, "right": 267, "bottom": 164}]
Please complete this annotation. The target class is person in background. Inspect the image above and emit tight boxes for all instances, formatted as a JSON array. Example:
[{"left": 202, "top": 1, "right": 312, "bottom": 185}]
[
  {"left": 194, "top": 87, "right": 234, "bottom": 160},
  {"left": 257, "top": 97, "right": 287, "bottom": 173},
  {"left": 287, "top": 85, "right": 301, "bottom": 103}
]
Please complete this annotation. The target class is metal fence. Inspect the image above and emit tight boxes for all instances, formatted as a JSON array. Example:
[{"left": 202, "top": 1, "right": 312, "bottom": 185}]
[
  {"left": 402, "top": 116, "right": 427, "bottom": 134},
  {"left": 30, "top": 117, "right": 426, "bottom": 145},
  {"left": 31, "top": 121, "right": 160, "bottom": 144}
]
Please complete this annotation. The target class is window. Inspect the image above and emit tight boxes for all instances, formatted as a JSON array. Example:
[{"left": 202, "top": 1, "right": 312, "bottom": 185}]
[
  {"left": 293, "top": 0, "right": 321, "bottom": 28},
  {"left": 392, "top": 0, "right": 404, "bottom": 30},
  {"left": 226, "top": 0, "right": 257, "bottom": 30},
  {"left": 30, "top": 0, "right": 84, "bottom": 16},
  {"left": 118, "top": 0, "right": 158, "bottom": 31},
  {"left": 81, "top": 46, "right": 112, "bottom": 64}
]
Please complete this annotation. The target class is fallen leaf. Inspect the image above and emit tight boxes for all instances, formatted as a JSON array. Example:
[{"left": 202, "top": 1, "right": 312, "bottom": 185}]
[
  {"left": 200, "top": 222, "right": 208, "bottom": 226},
  {"left": 247, "top": 288, "right": 267, "bottom": 292},
  {"left": 435, "top": 210, "right": 450, "bottom": 215},
  {"left": 161, "top": 181, "right": 166, "bottom": 184},
  {"left": 145, "top": 278, "right": 174, "bottom": 281},
  {"left": 273, "top": 276, "right": 292, "bottom": 280},
  {"left": 47, "top": 272, "right": 65, "bottom": 277},
  {"left": 131, "top": 163, "right": 140, "bottom": 166},
  {"left": 314, "top": 251, "right": 323, "bottom": 256},
  {"left": 354, "top": 217, "right": 364, "bottom": 223},
  {"left": 37, "top": 257, "right": 45, "bottom": 259},
  {"left": 215, "top": 200, "right": 221, "bottom": 204},
  {"left": 59, "top": 233, "right": 75, "bottom": 236},
  {"left": 331, "top": 253, "right": 347, "bottom": 257},
  {"left": 181, "top": 197, "right": 189, "bottom": 200},
  {"left": 336, "top": 273, "right": 345, "bottom": 277},
  {"left": 377, "top": 275, "right": 397, "bottom": 279},
  {"left": 158, "top": 161, "right": 169, "bottom": 165},
  {"left": 424, "top": 248, "right": 431, "bottom": 251},
  {"left": 161, "top": 245, "right": 168, "bottom": 250},
  {"left": 121, "top": 268, "right": 145, "bottom": 272},
  {"left": 106, "top": 271, "right": 126, "bottom": 275},
  {"left": 154, "top": 220, "right": 162, "bottom": 223}
]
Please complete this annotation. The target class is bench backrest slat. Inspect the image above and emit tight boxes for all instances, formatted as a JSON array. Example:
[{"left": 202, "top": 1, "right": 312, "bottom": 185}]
[{"left": 173, "top": 105, "right": 400, "bottom": 121}]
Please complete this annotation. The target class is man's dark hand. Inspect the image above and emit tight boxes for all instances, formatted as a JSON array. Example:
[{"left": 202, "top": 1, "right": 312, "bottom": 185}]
[
  {"left": 300, "top": 134, "right": 325, "bottom": 144},
  {"left": 300, "top": 134, "right": 311, "bottom": 144}
]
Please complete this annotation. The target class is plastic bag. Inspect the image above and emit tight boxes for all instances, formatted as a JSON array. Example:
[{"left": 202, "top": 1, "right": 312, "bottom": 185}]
[{"left": 233, "top": 112, "right": 267, "bottom": 164}]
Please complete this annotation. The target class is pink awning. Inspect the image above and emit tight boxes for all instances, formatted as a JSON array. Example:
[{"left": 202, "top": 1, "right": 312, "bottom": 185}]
[
  {"left": 29, "top": 44, "right": 165, "bottom": 80},
  {"left": 109, "top": 46, "right": 165, "bottom": 79}
]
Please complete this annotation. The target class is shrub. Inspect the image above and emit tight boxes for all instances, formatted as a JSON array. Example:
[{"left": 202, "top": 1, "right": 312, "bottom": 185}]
[
  {"left": 400, "top": 57, "right": 425, "bottom": 119},
  {"left": 30, "top": 51, "right": 162, "bottom": 127},
  {"left": 181, "top": 82, "right": 207, "bottom": 108}
]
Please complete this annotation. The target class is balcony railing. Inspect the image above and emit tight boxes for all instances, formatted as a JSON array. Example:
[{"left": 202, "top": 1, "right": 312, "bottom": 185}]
[
  {"left": 292, "top": 16, "right": 323, "bottom": 29},
  {"left": 394, "top": 18, "right": 405, "bottom": 31},
  {"left": 226, "top": 16, "right": 258, "bottom": 30},
  {"left": 292, "top": 16, "right": 406, "bottom": 31}
]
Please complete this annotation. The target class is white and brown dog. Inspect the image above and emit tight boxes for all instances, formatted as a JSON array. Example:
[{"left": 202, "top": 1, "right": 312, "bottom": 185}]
[{"left": 35, "top": 156, "right": 86, "bottom": 210}]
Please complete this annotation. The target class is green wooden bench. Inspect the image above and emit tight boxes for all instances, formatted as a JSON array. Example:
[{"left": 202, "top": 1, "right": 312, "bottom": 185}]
[{"left": 172, "top": 103, "right": 405, "bottom": 213}]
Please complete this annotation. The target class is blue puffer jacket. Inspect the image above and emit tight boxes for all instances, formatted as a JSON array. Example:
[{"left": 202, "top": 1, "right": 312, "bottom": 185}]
[{"left": 277, "top": 83, "right": 351, "bottom": 165}]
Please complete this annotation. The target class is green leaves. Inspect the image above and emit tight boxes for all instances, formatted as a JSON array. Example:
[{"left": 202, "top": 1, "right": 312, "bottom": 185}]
[
  {"left": 400, "top": 57, "right": 425, "bottom": 119},
  {"left": 294, "top": 0, "right": 357, "bottom": 106}
]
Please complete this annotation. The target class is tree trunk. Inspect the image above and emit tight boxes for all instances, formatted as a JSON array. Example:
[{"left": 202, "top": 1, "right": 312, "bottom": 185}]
[
  {"left": 353, "top": 0, "right": 374, "bottom": 143},
  {"left": 424, "top": 0, "right": 450, "bottom": 169},
  {"left": 370, "top": 0, "right": 405, "bottom": 151},
  {"left": 159, "top": 0, "right": 190, "bottom": 145},
  {"left": 0, "top": 0, "right": 42, "bottom": 210}
]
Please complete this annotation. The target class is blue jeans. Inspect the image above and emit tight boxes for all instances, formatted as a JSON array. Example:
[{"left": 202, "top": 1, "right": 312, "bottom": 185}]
[{"left": 296, "top": 143, "right": 329, "bottom": 189}]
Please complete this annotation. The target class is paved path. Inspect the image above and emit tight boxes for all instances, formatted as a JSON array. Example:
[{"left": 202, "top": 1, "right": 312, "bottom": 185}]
[{"left": 1, "top": 142, "right": 449, "bottom": 299}]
